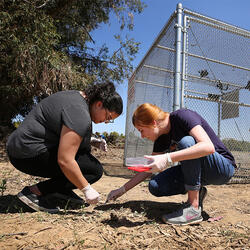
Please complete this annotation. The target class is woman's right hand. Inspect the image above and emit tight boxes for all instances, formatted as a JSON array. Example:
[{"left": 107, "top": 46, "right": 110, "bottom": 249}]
[
  {"left": 81, "top": 184, "right": 100, "bottom": 204},
  {"left": 106, "top": 186, "right": 126, "bottom": 202}
]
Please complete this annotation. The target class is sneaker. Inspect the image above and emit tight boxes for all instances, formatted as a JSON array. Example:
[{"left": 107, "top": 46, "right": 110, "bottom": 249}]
[
  {"left": 17, "top": 187, "right": 59, "bottom": 213},
  {"left": 199, "top": 186, "right": 207, "bottom": 210},
  {"left": 51, "top": 189, "right": 84, "bottom": 204},
  {"left": 162, "top": 203, "right": 203, "bottom": 225}
]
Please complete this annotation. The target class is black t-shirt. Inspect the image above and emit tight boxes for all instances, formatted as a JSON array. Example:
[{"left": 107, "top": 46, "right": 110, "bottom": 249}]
[
  {"left": 7, "top": 90, "right": 92, "bottom": 158},
  {"left": 153, "top": 109, "right": 236, "bottom": 167}
]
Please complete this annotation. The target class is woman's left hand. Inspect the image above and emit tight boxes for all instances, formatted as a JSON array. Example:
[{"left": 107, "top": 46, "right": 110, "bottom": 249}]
[
  {"left": 99, "top": 138, "right": 108, "bottom": 152},
  {"left": 91, "top": 137, "right": 108, "bottom": 152},
  {"left": 81, "top": 184, "right": 100, "bottom": 204}
]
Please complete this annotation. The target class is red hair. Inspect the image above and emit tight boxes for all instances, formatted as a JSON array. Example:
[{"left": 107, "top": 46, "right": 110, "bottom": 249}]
[{"left": 132, "top": 103, "right": 168, "bottom": 127}]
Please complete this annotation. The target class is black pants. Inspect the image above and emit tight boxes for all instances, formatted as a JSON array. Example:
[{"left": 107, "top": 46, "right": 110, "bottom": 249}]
[{"left": 8, "top": 148, "right": 103, "bottom": 195}]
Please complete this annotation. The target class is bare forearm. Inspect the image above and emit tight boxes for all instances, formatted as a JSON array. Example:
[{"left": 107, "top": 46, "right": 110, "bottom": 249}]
[
  {"left": 59, "top": 160, "right": 88, "bottom": 190},
  {"left": 124, "top": 172, "right": 152, "bottom": 191},
  {"left": 170, "top": 141, "right": 215, "bottom": 163}
]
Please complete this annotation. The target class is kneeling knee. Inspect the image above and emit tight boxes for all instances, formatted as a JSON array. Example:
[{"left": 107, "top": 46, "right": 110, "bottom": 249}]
[
  {"left": 96, "top": 165, "right": 104, "bottom": 180},
  {"left": 148, "top": 180, "right": 162, "bottom": 197},
  {"left": 178, "top": 136, "right": 196, "bottom": 150},
  {"left": 91, "top": 164, "right": 104, "bottom": 183}
]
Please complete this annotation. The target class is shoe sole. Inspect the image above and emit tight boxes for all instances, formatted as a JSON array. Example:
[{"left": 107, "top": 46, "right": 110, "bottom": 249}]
[
  {"left": 17, "top": 192, "right": 59, "bottom": 214},
  {"left": 162, "top": 216, "right": 203, "bottom": 226}
]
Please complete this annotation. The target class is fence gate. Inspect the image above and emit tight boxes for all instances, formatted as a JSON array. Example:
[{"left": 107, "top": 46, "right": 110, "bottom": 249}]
[{"left": 125, "top": 3, "right": 250, "bottom": 183}]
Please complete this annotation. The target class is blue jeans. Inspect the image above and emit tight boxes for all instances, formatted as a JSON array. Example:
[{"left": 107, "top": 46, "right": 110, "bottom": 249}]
[{"left": 148, "top": 136, "right": 235, "bottom": 197}]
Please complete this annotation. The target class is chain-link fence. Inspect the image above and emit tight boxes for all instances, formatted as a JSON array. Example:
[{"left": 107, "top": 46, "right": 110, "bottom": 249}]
[{"left": 124, "top": 4, "right": 250, "bottom": 184}]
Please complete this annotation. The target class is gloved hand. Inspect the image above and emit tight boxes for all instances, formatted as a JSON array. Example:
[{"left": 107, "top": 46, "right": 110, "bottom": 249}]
[
  {"left": 99, "top": 138, "right": 107, "bottom": 152},
  {"left": 81, "top": 184, "right": 100, "bottom": 204},
  {"left": 145, "top": 153, "right": 172, "bottom": 173},
  {"left": 106, "top": 186, "right": 126, "bottom": 202},
  {"left": 90, "top": 137, "right": 108, "bottom": 152}
]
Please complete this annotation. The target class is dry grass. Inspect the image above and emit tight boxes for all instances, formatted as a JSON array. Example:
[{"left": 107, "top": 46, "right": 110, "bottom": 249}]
[{"left": 0, "top": 144, "right": 249, "bottom": 249}]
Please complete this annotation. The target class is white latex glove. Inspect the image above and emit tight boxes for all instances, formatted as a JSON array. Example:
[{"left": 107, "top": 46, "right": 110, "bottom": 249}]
[
  {"left": 145, "top": 153, "right": 172, "bottom": 173},
  {"left": 99, "top": 138, "right": 107, "bottom": 152},
  {"left": 90, "top": 137, "right": 108, "bottom": 152},
  {"left": 81, "top": 184, "right": 100, "bottom": 204},
  {"left": 106, "top": 186, "right": 126, "bottom": 202}
]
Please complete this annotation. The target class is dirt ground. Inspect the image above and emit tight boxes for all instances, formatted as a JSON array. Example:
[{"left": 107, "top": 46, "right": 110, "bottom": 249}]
[{"left": 0, "top": 144, "right": 249, "bottom": 250}]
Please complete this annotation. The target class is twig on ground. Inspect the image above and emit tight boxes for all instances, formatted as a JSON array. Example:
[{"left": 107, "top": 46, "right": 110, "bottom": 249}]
[
  {"left": 84, "top": 226, "right": 95, "bottom": 233},
  {"left": 182, "top": 231, "right": 204, "bottom": 250},
  {"left": 99, "top": 231, "right": 113, "bottom": 244},
  {"left": 157, "top": 225, "right": 171, "bottom": 237},
  {"left": 1, "top": 232, "right": 27, "bottom": 237},
  {"left": 33, "top": 227, "right": 52, "bottom": 235},
  {"left": 171, "top": 225, "right": 182, "bottom": 237}
]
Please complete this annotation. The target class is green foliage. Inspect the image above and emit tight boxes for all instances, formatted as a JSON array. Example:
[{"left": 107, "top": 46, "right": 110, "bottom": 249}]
[
  {"left": 94, "top": 131, "right": 125, "bottom": 145},
  {"left": 222, "top": 138, "right": 250, "bottom": 152},
  {"left": 102, "top": 132, "right": 109, "bottom": 139},
  {"left": 108, "top": 131, "right": 120, "bottom": 144},
  {"left": 0, "top": 0, "right": 146, "bottom": 127},
  {"left": 94, "top": 132, "right": 101, "bottom": 138}
]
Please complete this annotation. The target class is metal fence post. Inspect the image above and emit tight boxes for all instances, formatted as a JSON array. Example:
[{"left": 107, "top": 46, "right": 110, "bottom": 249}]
[
  {"left": 218, "top": 98, "right": 221, "bottom": 139},
  {"left": 173, "top": 3, "right": 183, "bottom": 111},
  {"left": 181, "top": 15, "right": 187, "bottom": 108}
]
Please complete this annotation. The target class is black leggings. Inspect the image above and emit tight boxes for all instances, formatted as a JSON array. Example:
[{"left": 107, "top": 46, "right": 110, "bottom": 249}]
[{"left": 8, "top": 149, "right": 103, "bottom": 195}]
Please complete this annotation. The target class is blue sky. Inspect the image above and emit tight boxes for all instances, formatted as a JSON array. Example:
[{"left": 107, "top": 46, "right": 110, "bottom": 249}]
[{"left": 92, "top": 0, "right": 250, "bottom": 135}]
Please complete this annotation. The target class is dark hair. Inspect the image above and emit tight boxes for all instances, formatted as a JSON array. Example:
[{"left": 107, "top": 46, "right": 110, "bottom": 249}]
[{"left": 84, "top": 81, "right": 123, "bottom": 115}]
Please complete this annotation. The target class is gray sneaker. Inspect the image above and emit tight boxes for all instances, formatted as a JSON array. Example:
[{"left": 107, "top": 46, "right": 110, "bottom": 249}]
[
  {"left": 162, "top": 203, "right": 203, "bottom": 225},
  {"left": 17, "top": 187, "right": 59, "bottom": 213},
  {"left": 199, "top": 186, "right": 207, "bottom": 210}
]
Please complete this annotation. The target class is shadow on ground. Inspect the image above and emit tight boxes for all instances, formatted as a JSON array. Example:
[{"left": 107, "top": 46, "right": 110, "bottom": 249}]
[
  {"left": 0, "top": 195, "right": 86, "bottom": 214},
  {"left": 0, "top": 195, "right": 35, "bottom": 213},
  {"left": 95, "top": 200, "right": 210, "bottom": 227},
  {"left": 0, "top": 196, "right": 210, "bottom": 227}
]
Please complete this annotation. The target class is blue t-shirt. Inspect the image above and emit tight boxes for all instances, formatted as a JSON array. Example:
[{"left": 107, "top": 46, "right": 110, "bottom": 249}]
[{"left": 153, "top": 109, "right": 236, "bottom": 167}]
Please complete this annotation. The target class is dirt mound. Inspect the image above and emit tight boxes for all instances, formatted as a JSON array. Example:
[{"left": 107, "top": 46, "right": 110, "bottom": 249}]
[{"left": 0, "top": 146, "right": 249, "bottom": 249}]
